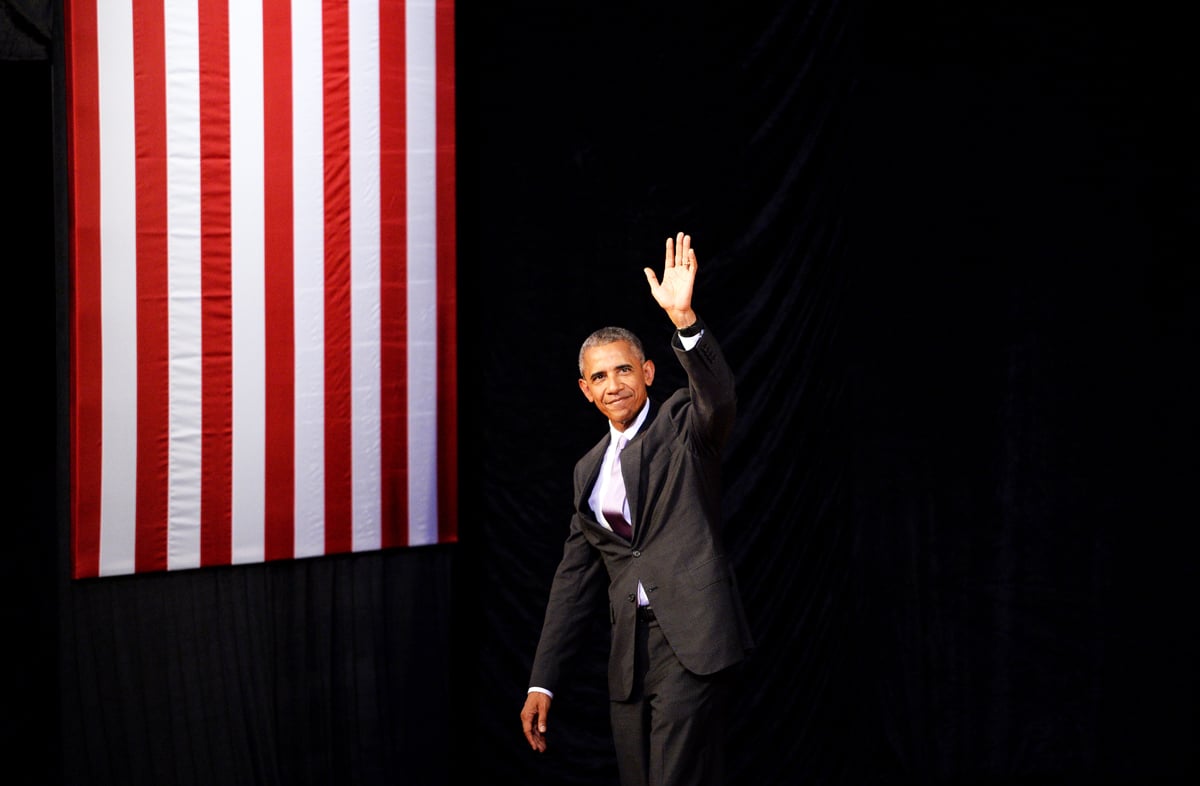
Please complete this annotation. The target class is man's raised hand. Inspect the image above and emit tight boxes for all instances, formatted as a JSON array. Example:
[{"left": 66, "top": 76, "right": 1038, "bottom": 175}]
[{"left": 644, "top": 232, "right": 700, "bottom": 329}]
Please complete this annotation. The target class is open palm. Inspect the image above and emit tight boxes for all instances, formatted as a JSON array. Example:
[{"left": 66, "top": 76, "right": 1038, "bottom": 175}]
[{"left": 644, "top": 232, "right": 698, "bottom": 327}]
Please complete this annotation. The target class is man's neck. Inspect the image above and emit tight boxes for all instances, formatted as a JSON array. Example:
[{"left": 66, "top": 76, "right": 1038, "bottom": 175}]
[{"left": 611, "top": 399, "right": 650, "bottom": 439}]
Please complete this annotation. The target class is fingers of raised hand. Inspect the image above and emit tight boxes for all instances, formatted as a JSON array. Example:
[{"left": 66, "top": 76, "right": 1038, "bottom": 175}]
[{"left": 666, "top": 232, "right": 694, "bottom": 269}]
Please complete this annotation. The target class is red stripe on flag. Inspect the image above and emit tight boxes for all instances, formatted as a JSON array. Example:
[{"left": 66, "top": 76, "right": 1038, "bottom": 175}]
[
  {"left": 436, "top": 0, "right": 458, "bottom": 543},
  {"left": 263, "top": 0, "right": 296, "bottom": 561},
  {"left": 322, "top": 0, "right": 353, "bottom": 553},
  {"left": 66, "top": 0, "right": 103, "bottom": 579},
  {"left": 380, "top": 0, "right": 409, "bottom": 548},
  {"left": 198, "top": 0, "right": 234, "bottom": 566},
  {"left": 133, "top": 0, "right": 170, "bottom": 573}
]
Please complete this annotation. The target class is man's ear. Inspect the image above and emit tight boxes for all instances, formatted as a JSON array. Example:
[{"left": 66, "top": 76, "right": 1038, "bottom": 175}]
[
  {"left": 578, "top": 377, "right": 595, "bottom": 402},
  {"left": 643, "top": 360, "right": 656, "bottom": 386}
]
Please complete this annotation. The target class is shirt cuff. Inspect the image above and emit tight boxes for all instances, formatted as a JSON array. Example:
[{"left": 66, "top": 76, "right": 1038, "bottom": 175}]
[
  {"left": 678, "top": 330, "right": 703, "bottom": 351},
  {"left": 528, "top": 686, "right": 554, "bottom": 699}
]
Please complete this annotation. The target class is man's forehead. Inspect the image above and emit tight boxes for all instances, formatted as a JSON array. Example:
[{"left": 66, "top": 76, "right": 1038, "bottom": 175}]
[{"left": 582, "top": 340, "right": 639, "bottom": 370}]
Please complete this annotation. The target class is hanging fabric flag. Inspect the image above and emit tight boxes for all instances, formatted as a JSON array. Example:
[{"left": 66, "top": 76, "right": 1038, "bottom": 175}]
[{"left": 65, "top": 0, "right": 457, "bottom": 578}]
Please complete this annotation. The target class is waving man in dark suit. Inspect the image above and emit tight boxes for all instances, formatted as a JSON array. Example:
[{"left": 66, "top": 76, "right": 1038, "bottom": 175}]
[{"left": 521, "top": 232, "right": 754, "bottom": 786}]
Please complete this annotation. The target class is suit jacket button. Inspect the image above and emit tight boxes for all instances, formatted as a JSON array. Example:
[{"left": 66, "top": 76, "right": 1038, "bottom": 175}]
[
  {"left": 632, "top": 550, "right": 641, "bottom": 558},
  {"left": 627, "top": 593, "right": 636, "bottom": 603}
]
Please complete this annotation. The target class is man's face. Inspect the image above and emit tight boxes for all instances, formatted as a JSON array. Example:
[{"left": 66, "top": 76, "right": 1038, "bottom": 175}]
[{"left": 578, "top": 340, "right": 656, "bottom": 432}]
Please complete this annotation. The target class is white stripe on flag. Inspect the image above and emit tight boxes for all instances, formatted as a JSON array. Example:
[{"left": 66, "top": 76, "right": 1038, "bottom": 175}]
[
  {"left": 231, "top": 0, "right": 267, "bottom": 564},
  {"left": 97, "top": 0, "right": 138, "bottom": 577},
  {"left": 165, "top": 0, "right": 203, "bottom": 572},
  {"left": 292, "top": 0, "right": 327, "bottom": 559},
  {"left": 351, "top": 0, "right": 383, "bottom": 552},
  {"left": 407, "top": 0, "right": 438, "bottom": 546}
]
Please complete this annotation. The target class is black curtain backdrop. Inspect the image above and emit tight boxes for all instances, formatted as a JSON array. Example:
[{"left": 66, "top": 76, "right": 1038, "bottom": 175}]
[{"left": 4, "top": 1, "right": 1194, "bottom": 784}]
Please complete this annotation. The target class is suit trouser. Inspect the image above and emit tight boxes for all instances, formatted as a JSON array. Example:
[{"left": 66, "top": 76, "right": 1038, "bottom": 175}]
[{"left": 609, "top": 614, "right": 733, "bottom": 786}]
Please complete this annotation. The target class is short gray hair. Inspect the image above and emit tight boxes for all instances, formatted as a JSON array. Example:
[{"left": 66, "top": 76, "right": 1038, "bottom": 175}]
[{"left": 578, "top": 327, "right": 645, "bottom": 377}]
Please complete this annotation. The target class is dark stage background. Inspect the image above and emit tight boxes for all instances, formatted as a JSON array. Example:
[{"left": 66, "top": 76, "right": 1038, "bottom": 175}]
[{"left": 5, "top": 1, "right": 1195, "bottom": 784}]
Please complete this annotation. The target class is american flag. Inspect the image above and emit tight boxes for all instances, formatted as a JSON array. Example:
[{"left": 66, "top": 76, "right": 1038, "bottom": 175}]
[{"left": 65, "top": 0, "right": 457, "bottom": 578}]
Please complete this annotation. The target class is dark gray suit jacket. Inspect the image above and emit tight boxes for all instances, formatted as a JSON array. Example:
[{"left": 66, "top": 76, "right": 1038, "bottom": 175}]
[{"left": 530, "top": 323, "right": 754, "bottom": 701}]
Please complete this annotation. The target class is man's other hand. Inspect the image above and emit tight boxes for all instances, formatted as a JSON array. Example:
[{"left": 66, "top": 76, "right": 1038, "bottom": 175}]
[{"left": 521, "top": 691, "right": 551, "bottom": 753}]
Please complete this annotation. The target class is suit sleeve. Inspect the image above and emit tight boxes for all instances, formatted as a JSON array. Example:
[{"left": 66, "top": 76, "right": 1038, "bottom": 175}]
[
  {"left": 528, "top": 512, "right": 607, "bottom": 693},
  {"left": 672, "top": 320, "right": 737, "bottom": 455}
]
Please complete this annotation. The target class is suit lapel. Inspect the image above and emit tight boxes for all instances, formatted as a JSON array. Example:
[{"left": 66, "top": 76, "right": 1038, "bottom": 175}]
[
  {"left": 577, "top": 435, "right": 610, "bottom": 526},
  {"left": 621, "top": 441, "right": 642, "bottom": 542},
  {"left": 621, "top": 400, "right": 658, "bottom": 542}
]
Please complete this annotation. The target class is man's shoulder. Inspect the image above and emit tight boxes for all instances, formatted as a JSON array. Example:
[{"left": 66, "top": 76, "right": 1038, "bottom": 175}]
[{"left": 639, "top": 390, "right": 692, "bottom": 436}]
